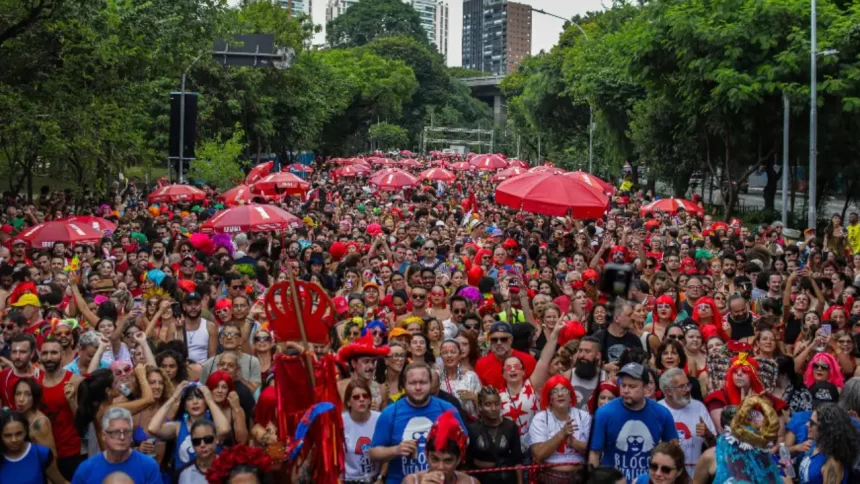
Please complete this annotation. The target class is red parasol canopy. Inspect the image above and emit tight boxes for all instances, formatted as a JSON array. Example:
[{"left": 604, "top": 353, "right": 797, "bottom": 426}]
[
  {"left": 251, "top": 172, "right": 311, "bottom": 195},
  {"left": 245, "top": 161, "right": 275, "bottom": 185},
  {"left": 200, "top": 204, "right": 302, "bottom": 234},
  {"left": 219, "top": 184, "right": 278, "bottom": 206},
  {"left": 449, "top": 161, "right": 475, "bottom": 172},
  {"left": 288, "top": 163, "right": 314, "bottom": 174},
  {"left": 65, "top": 216, "right": 116, "bottom": 235},
  {"left": 399, "top": 150, "right": 414, "bottom": 157},
  {"left": 429, "top": 159, "right": 449, "bottom": 167},
  {"left": 491, "top": 166, "right": 528, "bottom": 182},
  {"left": 508, "top": 159, "right": 529, "bottom": 168},
  {"left": 148, "top": 184, "right": 207, "bottom": 204},
  {"left": 495, "top": 172, "right": 609, "bottom": 217},
  {"left": 565, "top": 171, "right": 615, "bottom": 195},
  {"left": 469, "top": 154, "right": 509, "bottom": 171},
  {"left": 398, "top": 158, "right": 422, "bottom": 169},
  {"left": 368, "top": 157, "right": 397, "bottom": 167},
  {"left": 418, "top": 168, "right": 456, "bottom": 183},
  {"left": 529, "top": 165, "right": 566, "bottom": 175},
  {"left": 639, "top": 198, "right": 704, "bottom": 218},
  {"left": 369, "top": 168, "right": 419, "bottom": 191},
  {"left": 333, "top": 164, "right": 371, "bottom": 177},
  {"left": 17, "top": 221, "right": 104, "bottom": 248}
]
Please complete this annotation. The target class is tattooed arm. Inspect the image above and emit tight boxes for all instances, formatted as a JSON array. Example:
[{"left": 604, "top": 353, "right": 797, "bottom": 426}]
[{"left": 822, "top": 458, "right": 844, "bottom": 484}]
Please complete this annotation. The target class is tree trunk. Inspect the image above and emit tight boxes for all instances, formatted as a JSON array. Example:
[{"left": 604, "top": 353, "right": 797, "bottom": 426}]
[
  {"left": 841, "top": 179, "right": 856, "bottom": 221},
  {"left": 762, "top": 158, "right": 778, "bottom": 211}
]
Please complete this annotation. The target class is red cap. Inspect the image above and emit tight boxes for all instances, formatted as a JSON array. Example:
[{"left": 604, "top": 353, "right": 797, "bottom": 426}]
[{"left": 0, "top": 225, "right": 13, "bottom": 235}]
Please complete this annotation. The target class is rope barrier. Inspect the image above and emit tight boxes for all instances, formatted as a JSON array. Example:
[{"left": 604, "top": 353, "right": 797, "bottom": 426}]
[{"left": 463, "top": 461, "right": 584, "bottom": 484}]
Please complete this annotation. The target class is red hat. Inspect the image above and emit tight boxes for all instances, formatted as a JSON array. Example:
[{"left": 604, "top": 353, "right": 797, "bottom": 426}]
[
  {"left": 582, "top": 269, "right": 599, "bottom": 282},
  {"left": 329, "top": 241, "right": 347, "bottom": 262},
  {"left": 0, "top": 225, "right": 12, "bottom": 235},
  {"left": 427, "top": 410, "right": 467, "bottom": 462},
  {"left": 337, "top": 333, "right": 390, "bottom": 364},
  {"left": 332, "top": 296, "right": 348, "bottom": 315},
  {"left": 558, "top": 321, "right": 587, "bottom": 347},
  {"left": 502, "top": 238, "right": 518, "bottom": 250}
]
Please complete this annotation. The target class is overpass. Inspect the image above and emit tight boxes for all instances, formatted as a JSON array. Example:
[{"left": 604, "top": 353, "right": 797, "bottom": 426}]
[{"left": 459, "top": 75, "right": 506, "bottom": 126}]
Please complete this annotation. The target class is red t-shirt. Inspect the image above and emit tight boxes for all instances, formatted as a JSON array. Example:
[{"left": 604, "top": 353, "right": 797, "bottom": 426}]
[
  {"left": 475, "top": 349, "right": 537, "bottom": 390},
  {"left": 0, "top": 367, "right": 43, "bottom": 409}
]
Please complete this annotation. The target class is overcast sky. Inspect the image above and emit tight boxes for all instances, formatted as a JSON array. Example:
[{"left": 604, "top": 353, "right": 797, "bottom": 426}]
[{"left": 308, "top": 0, "right": 608, "bottom": 66}]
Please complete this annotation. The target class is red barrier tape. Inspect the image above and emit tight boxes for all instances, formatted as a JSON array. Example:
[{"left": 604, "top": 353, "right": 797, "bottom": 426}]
[{"left": 463, "top": 462, "right": 583, "bottom": 484}]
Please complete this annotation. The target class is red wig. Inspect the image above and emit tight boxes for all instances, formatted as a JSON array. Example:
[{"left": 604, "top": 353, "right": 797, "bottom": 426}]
[
  {"left": 540, "top": 375, "right": 577, "bottom": 410},
  {"left": 206, "top": 444, "right": 272, "bottom": 484},
  {"left": 652, "top": 294, "right": 677, "bottom": 322},
  {"left": 724, "top": 353, "right": 765, "bottom": 405},
  {"left": 205, "top": 370, "right": 235, "bottom": 407},
  {"left": 692, "top": 296, "right": 729, "bottom": 341},
  {"left": 587, "top": 381, "right": 620, "bottom": 414},
  {"left": 427, "top": 410, "right": 467, "bottom": 462},
  {"left": 213, "top": 298, "right": 234, "bottom": 325}
]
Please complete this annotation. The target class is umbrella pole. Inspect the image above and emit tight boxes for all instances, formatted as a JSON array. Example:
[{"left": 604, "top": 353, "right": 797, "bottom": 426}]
[{"left": 284, "top": 253, "right": 316, "bottom": 387}]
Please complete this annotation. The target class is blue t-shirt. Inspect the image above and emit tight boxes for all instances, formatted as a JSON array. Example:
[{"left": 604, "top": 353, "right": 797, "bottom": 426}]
[
  {"left": 64, "top": 357, "right": 110, "bottom": 376},
  {"left": 370, "top": 396, "right": 464, "bottom": 484},
  {"left": 71, "top": 450, "right": 161, "bottom": 484},
  {"left": 0, "top": 442, "right": 51, "bottom": 484},
  {"left": 590, "top": 398, "right": 679, "bottom": 483},
  {"left": 787, "top": 410, "right": 813, "bottom": 443}
]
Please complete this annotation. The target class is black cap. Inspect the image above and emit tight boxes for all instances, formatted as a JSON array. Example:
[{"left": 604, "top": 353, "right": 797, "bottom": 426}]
[
  {"left": 809, "top": 381, "right": 839, "bottom": 407},
  {"left": 489, "top": 321, "right": 513, "bottom": 336},
  {"left": 618, "top": 362, "right": 647, "bottom": 382},
  {"left": 185, "top": 292, "right": 202, "bottom": 302}
]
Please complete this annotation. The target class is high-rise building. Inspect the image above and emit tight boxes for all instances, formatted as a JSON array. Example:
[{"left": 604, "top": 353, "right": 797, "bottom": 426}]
[
  {"left": 325, "top": 0, "right": 359, "bottom": 22},
  {"left": 462, "top": 0, "right": 532, "bottom": 75},
  {"left": 275, "top": 0, "right": 308, "bottom": 16},
  {"left": 434, "top": 2, "right": 449, "bottom": 58}
]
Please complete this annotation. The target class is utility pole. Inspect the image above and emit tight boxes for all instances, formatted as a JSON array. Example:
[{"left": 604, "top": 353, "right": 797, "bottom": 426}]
[
  {"left": 809, "top": 0, "right": 817, "bottom": 229},
  {"left": 783, "top": 93, "right": 790, "bottom": 227},
  {"left": 588, "top": 106, "right": 594, "bottom": 173}
]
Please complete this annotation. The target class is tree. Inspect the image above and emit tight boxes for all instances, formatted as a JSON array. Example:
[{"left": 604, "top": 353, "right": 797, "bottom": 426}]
[
  {"left": 369, "top": 122, "right": 408, "bottom": 151},
  {"left": 187, "top": 127, "right": 247, "bottom": 189},
  {"left": 326, "top": 0, "right": 429, "bottom": 48}
]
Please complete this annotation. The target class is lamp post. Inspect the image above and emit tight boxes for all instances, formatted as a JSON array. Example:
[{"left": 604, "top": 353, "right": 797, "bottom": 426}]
[
  {"left": 809, "top": 0, "right": 817, "bottom": 229},
  {"left": 178, "top": 53, "right": 205, "bottom": 183}
]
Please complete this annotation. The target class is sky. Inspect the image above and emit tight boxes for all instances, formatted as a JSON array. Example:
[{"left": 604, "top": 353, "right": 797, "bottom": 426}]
[{"left": 307, "top": 0, "right": 608, "bottom": 66}]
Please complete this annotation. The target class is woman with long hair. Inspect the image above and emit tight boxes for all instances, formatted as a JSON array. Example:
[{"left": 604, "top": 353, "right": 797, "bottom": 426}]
[
  {"left": 645, "top": 295, "right": 677, "bottom": 347},
  {"left": 156, "top": 349, "right": 189, "bottom": 389},
  {"left": 587, "top": 381, "right": 620, "bottom": 414},
  {"left": 633, "top": 442, "right": 691, "bottom": 484},
  {"left": 682, "top": 326, "right": 707, "bottom": 385},
  {"left": 251, "top": 328, "right": 275, "bottom": 383},
  {"left": 771, "top": 355, "right": 812, "bottom": 415},
  {"left": 833, "top": 329, "right": 860, "bottom": 379},
  {"left": 132, "top": 366, "right": 174, "bottom": 467},
  {"left": 176, "top": 420, "right": 220, "bottom": 484},
  {"left": 438, "top": 339, "right": 480, "bottom": 418},
  {"left": 499, "top": 356, "right": 538, "bottom": 455},
  {"left": 455, "top": 329, "right": 480, "bottom": 372},
  {"left": 205, "top": 371, "right": 249, "bottom": 445},
  {"left": 466, "top": 386, "right": 522, "bottom": 484},
  {"left": 342, "top": 380, "right": 381, "bottom": 483},
  {"left": 147, "top": 381, "right": 231, "bottom": 469},
  {"left": 409, "top": 332, "right": 436, "bottom": 366},
  {"left": 378, "top": 342, "right": 408, "bottom": 405},
  {"left": 798, "top": 403, "right": 859, "bottom": 484},
  {"left": 803, "top": 352, "right": 844, "bottom": 390},
  {"left": 0, "top": 411, "right": 66, "bottom": 484},
  {"left": 428, "top": 285, "right": 451, "bottom": 322},
  {"left": 74, "top": 365, "right": 153, "bottom": 455},
  {"left": 426, "top": 317, "right": 444, "bottom": 361},
  {"left": 12, "top": 378, "right": 58, "bottom": 460},
  {"left": 585, "top": 303, "right": 608, "bottom": 335}
]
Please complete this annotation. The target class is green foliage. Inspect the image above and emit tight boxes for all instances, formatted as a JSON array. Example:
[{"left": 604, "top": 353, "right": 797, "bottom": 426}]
[
  {"left": 326, "top": 0, "right": 429, "bottom": 48},
  {"left": 187, "top": 126, "right": 247, "bottom": 189},
  {"left": 369, "top": 122, "right": 409, "bottom": 150}
]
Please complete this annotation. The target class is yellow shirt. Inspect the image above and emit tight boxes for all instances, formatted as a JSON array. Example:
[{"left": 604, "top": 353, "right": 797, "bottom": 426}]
[{"left": 848, "top": 222, "right": 860, "bottom": 254}]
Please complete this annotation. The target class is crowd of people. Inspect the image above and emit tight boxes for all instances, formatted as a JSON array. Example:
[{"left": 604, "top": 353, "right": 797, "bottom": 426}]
[{"left": 0, "top": 156, "right": 859, "bottom": 484}]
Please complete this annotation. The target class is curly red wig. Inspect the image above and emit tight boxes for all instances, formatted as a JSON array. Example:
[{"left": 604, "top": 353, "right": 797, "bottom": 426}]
[{"left": 206, "top": 444, "right": 272, "bottom": 484}]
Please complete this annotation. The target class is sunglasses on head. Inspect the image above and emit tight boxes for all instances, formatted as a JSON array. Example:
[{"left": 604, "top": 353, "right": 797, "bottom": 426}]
[
  {"left": 191, "top": 435, "right": 216, "bottom": 446},
  {"left": 113, "top": 365, "right": 133, "bottom": 377}
]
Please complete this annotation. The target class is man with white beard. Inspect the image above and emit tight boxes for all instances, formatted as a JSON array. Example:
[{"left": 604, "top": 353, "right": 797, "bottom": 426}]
[{"left": 658, "top": 367, "right": 716, "bottom": 478}]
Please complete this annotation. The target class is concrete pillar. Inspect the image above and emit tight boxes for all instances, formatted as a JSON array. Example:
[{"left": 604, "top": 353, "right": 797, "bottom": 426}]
[{"left": 494, "top": 93, "right": 506, "bottom": 127}]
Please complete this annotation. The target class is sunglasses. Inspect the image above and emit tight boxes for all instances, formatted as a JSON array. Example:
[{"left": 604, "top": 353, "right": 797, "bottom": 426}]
[
  {"left": 254, "top": 335, "right": 271, "bottom": 342},
  {"left": 657, "top": 304, "right": 673, "bottom": 310},
  {"left": 464, "top": 323, "right": 479, "bottom": 331},
  {"left": 411, "top": 294, "right": 426, "bottom": 299},
  {"left": 490, "top": 337, "right": 510, "bottom": 344},
  {"left": 649, "top": 463, "right": 676, "bottom": 474},
  {"left": 666, "top": 334, "right": 682, "bottom": 341},
  {"left": 813, "top": 363, "right": 830, "bottom": 371},
  {"left": 452, "top": 309, "right": 467, "bottom": 315},
  {"left": 351, "top": 393, "right": 370, "bottom": 401},
  {"left": 191, "top": 435, "right": 216, "bottom": 446},
  {"left": 222, "top": 332, "right": 241, "bottom": 338},
  {"left": 388, "top": 353, "right": 406, "bottom": 360},
  {"left": 503, "top": 364, "right": 523, "bottom": 371},
  {"left": 230, "top": 285, "right": 243, "bottom": 290},
  {"left": 431, "top": 292, "right": 445, "bottom": 297},
  {"left": 113, "top": 365, "right": 133, "bottom": 377}
]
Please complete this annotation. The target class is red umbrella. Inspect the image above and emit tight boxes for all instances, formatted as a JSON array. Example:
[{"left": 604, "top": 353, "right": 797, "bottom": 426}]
[
  {"left": 289, "top": 163, "right": 314, "bottom": 174},
  {"left": 429, "top": 150, "right": 444, "bottom": 159},
  {"left": 245, "top": 161, "right": 275, "bottom": 184},
  {"left": 334, "top": 164, "right": 371, "bottom": 177},
  {"left": 251, "top": 172, "right": 311, "bottom": 195},
  {"left": 450, "top": 161, "right": 475, "bottom": 172},
  {"left": 219, "top": 184, "right": 277, "bottom": 206},
  {"left": 565, "top": 171, "right": 615, "bottom": 195},
  {"left": 429, "top": 159, "right": 449, "bottom": 167},
  {"left": 200, "top": 204, "right": 302, "bottom": 234},
  {"left": 508, "top": 159, "right": 529, "bottom": 168},
  {"left": 18, "top": 221, "right": 104, "bottom": 248},
  {"left": 368, "top": 157, "right": 397, "bottom": 167},
  {"left": 495, "top": 172, "right": 609, "bottom": 217},
  {"left": 369, "top": 168, "right": 419, "bottom": 191},
  {"left": 418, "top": 168, "right": 456, "bottom": 183},
  {"left": 469, "top": 154, "right": 509, "bottom": 171},
  {"left": 148, "top": 184, "right": 207, "bottom": 204},
  {"left": 398, "top": 158, "right": 422, "bottom": 169},
  {"left": 400, "top": 150, "right": 414, "bottom": 157},
  {"left": 491, "top": 166, "right": 528, "bottom": 182},
  {"left": 65, "top": 216, "right": 116, "bottom": 235},
  {"left": 529, "top": 165, "right": 566, "bottom": 175},
  {"left": 639, "top": 198, "right": 704, "bottom": 217}
]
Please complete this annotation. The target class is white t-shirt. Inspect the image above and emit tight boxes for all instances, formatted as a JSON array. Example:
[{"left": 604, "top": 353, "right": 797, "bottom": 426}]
[
  {"left": 569, "top": 373, "right": 599, "bottom": 411},
  {"left": 528, "top": 407, "right": 592, "bottom": 464},
  {"left": 342, "top": 411, "right": 381, "bottom": 480},
  {"left": 658, "top": 399, "right": 715, "bottom": 477}
]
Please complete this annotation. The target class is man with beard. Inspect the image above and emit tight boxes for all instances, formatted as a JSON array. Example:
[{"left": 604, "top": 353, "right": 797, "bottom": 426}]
[
  {"left": 593, "top": 300, "right": 643, "bottom": 370},
  {"left": 0, "top": 333, "right": 41, "bottom": 408},
  {"left": 658, "top": 367, "right": 715, "bottom": 479},
  {"left": 717, "top": 253, "right": 738, "bottom": 294},
  {"left": 199, "top": 321, "right": 260, "bottom": 391},
  {"left": 337, "top": 333, "right": 390, "bottom": 411},
  {"left": 588, "top": 363, "right": 678, "bottom": 482},
  {"left": 53, "top": 319, "right": 78, "bottom": 366},
  {"left": 178, "top": 292, "right": 218, "bottom": 365},
  {"left": 725, "top": 294, "right": 757, "bottom": 342},
  {"left": 149, "top": 241, "right": 167, "bottom": 269},
  {"left": 370, "top": 362, "right": 465, "bottom": 483},
  {"left": 475, "top": 322, "right": 537, "bottom": 390},
  {"left": 535, "top": 324, "right": 604, "bottom": 411},
  {"left": 397, "top": 286, "right": 431, "bottom": 324},
  {"left": 39, "top": 338, "right": 85, "bottom": 479}
]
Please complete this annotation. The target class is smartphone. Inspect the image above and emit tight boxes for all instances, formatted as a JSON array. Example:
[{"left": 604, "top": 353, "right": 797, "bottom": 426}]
[
  {"left": 133, "top": 297, "right": 143, "bottom": 310},
  {"left": 171, "top": 302, "right": 181, "bottom": 318}
]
